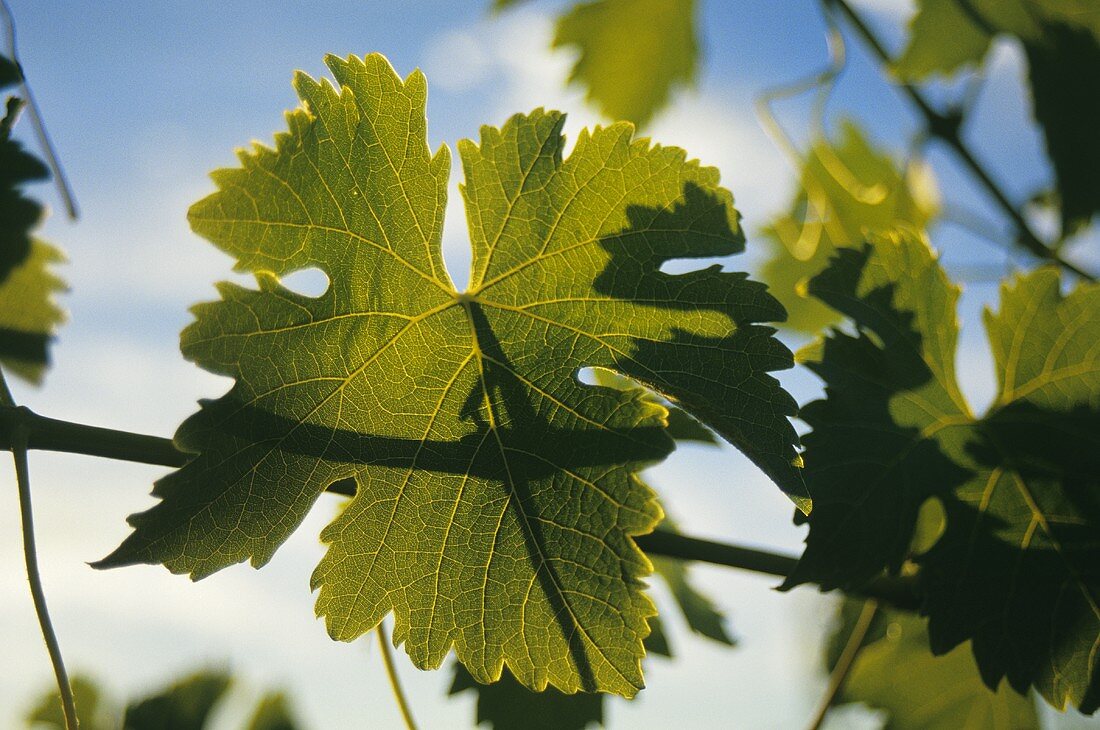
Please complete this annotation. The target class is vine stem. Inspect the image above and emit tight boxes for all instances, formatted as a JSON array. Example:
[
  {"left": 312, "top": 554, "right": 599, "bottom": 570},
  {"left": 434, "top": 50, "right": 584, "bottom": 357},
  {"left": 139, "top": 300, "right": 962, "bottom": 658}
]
[
  {"left": 1, "top": 375, "right": 77, "bottom": 730},
  {"left": 806, "top": 599, "right": 878, "bottom": 730},
  {"left": 0, "top": 403, "right": 923, "bottom": 609},
  {"left": 824, "top": 0, "right": 1095, "bottom": 281},
  {"left": 378, "top": 620, "right": 418, "bottom": 730}
]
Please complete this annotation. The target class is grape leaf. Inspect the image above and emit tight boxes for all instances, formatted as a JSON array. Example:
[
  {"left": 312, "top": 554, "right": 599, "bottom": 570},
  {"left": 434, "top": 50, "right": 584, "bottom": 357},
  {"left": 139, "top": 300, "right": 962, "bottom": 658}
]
[
  {"left": 27, "top": 675, "right": 114, "bottom": 730},
  {"left": 553, "top": 0, "right": 698, "bottom": 127},
  {"left": 449, "top": 512, "right": 732, "bottom": 727},
  {"left": 759, "top": 122, "right": 939, "bottom": 334},
  {"left": 0, "top": 64, "right": 65, "bottom": 383},
  {"left": 1025, "top": 22, "right": 1100, "bottom": 234},
  {"left": 450, "top": 664, "right": 604, "bottom": 730},
  {"left": 247, "top": 692, "right": 302, "bottom": 730},
  {"left": 122, "top": 670, "right": 230, "bottom": 730},
  {"left": 0, "top": 240, "right": 66, "bottom": 383},
  {"left": 895, "top": 1, "right": 1100, "bottom": 233},
  {"left": 787, "top": 228, "right": 1100, "bottom": 712},
  {"left": 97, "top": 53, "right": 801, "bottom": 696},
  {"left": 827, "top": 600, "right": 1040, "bottom": 729}
]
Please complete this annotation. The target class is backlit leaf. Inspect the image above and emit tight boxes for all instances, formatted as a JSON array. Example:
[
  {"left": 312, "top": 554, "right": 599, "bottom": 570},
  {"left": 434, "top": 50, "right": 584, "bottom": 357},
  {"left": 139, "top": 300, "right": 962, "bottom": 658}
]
[
  {"left": 828, "top": 601, "right": 1040, "bottom": 729},
  {"left": 553, "top": 0, "right": 698, "bottom": 127},
  {"left": 759, "top": 122, "right": 939, "bottom": 334},
  {"left": 0, "top": 59, "right": 65, "bottom": 382},
  {"left": 97, "top": 53, "right": 800, "bottom": 696},
  {"left": 0, "top": 240, "right": 66, "bottom": 383},
  {"left": 787, "top": 228, "right": 1100, "bottom": 712}
]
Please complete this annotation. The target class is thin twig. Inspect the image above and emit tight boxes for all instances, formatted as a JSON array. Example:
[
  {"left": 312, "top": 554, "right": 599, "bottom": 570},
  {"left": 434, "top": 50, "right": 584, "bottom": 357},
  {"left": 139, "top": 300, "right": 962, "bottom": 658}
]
[
  {"left": 2, "top": 373, "right": 77, "bottom": 730},
  {"left": 377, "top": 620, "right": 418, "bottom": 730},
  {"left": 806, "top": 599, "right": 878, "bottom": 730},
  {"left": 0, "top": 0, "right": 78, "bottom": 219},
  {"left": 823, "top": 0, "right": 1094, "bottom": 281}
]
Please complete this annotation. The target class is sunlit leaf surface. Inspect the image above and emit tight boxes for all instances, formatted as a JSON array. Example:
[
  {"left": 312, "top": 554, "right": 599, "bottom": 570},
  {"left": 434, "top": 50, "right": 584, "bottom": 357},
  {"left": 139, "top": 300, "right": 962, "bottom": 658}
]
[{"left": 99, "top": 53, "right": 800, "bottom": 696}]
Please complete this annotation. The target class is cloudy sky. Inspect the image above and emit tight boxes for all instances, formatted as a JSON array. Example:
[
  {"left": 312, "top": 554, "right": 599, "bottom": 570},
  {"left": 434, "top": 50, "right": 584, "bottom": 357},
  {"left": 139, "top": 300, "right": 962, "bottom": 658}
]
[{"left": 2, "top": 1, "right": 1092, "bottom": 728}]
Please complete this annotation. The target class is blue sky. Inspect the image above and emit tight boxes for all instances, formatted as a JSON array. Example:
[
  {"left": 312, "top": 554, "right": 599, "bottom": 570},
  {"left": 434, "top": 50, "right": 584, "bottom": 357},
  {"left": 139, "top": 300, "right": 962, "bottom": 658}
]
[{"left": 2, "top": 1, "right": 1095, "bottom": 728}]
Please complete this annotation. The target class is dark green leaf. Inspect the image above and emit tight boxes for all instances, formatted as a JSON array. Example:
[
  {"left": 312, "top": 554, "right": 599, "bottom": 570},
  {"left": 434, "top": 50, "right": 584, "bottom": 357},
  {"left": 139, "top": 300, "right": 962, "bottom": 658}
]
[
  {"left": 788, "top": 228, "right": 1100, "bottom": 713},
  {"left": 553, "top": 0, "right": 698, "bottom": 127},
  {"left": 0, "top": 54, "right": 21, "bottom": 89},
  {"left": 828, "top": 601, "right": 1040, "bottom": 729},
  {"left": 1026, "top": 22, "right": 1100, "bottom": 233},
  {"left": 122, "top": 670, "right": 230, "bottom": 730},
  {"left": 98, "top": 53, "right": 800, "bottom": 697},
  {"left": 0, "top": 95, "right": 49, "bottom": 285},
  {"left": 895, "top": 1, "right": 1100, "bottom": 233},
  {"left": 450, "top": 664, "right": 603, "bottom": 730}
]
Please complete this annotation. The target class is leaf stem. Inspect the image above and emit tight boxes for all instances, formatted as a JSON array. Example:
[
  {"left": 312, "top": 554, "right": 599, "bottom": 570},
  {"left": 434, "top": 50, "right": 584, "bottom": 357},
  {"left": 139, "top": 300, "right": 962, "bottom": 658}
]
[
  {"left": 377, "top": 621, "right": 418, "bottom": 730},
  {"left": 806, "top": 598, "right": 878, "bottom": 730},
  {"left": 824, "top": 0, "right": 1095, "bottom": 281},
  {"left": 0, "top": 404, "right": 922, "bottom": 607},
  {"left": 1, "top": 375, "right": 77, "bottom": 730}
]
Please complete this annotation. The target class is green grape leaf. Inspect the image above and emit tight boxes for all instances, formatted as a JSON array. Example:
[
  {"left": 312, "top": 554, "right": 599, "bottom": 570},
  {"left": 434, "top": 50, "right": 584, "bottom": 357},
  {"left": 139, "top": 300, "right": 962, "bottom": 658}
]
[
  {"left": 0, "top": 239, "right": 66, "bottom": 383},
  {"left": 27, "top": 675, "right": 114, "bottom": 730},
  {"left": 553, "top": 0, "right": 698, "bottom": 127},
  {"left": 894, "top": 1, "right": 1100, "bottom": 232},
  {"left": 828, "top": 601, "right": 1040, "bottom": 729},
  {"left": 759, "top": 122, "right": 939, "bottom": 334},
  {"left": 246, "top": 692, "right": 301, "bottom": 730},
  {"left": 0, "top": 91, "right": 49, "bottom": 285},
  {"left": 784, "top": 229, "right": 969, "bottom": 591},
  {"left": 0, "top": 76, "right": 64, "bottom": 383},
  {"left": 787, "top": 228, "right": 1100, "bottom": 712},
  {"left": 97, "top": 53, "right": 801, "bottom": 696},
  {"left": 450, "top": 664, "right": 604, "bottom": 730},
  {"left": 893, "top": 0, "right": 994, "bottom": 79},
  {"left": 1025, "top": 22, "right": 1100, "bottom": 234},
  {"left": 123, "top": 670, "right": 231, "bottom": 730}
]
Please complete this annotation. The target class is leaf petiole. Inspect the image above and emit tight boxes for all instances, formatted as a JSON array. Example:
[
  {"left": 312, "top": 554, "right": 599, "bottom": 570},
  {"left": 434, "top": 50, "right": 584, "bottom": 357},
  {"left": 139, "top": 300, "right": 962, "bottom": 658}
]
[{"left": 378, "top": 620, "right": 418, "bottom": 730}]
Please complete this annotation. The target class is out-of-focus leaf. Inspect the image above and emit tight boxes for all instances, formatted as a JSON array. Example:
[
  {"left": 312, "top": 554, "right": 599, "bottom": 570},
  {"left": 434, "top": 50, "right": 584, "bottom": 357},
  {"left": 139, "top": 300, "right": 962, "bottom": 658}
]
[
  {"left": 27, "top": 675, "right": 113, "bottom": 730},
  {"left": 895, "top": 1, "right": 1100, "bottom": 232},
  {"left": 0, "top": 239, "right": 66, "bottom": 383},
  {"left": 1025, "top": 22, "right": 1100, "bottom": 233},
  {"left": 788, "top": 228, "right": 1100, "bottom": 713},
  {"left": 450, "top": 664, "right": 604, "bottom": 730},
  {"left": 98, "top": 52, "right": 801, "bottom": 697},
  {"left": 828, "top": 600, "right": 1040, "bottom": 729},
  {"left": 0, "top": 90, "right": 48, "bottom": 285},
  {"left": 246, "top": 691, "right": 301, "bottom": 730},
  {"left": 0, "top": 54, "right": 21, "bottom": 89},
  {"left": 759, "top": 122, "right": 939, "bottom": 333},
  {"left": 650, "top": 518, "right": 735, "bottom": 648},
  {"left": 553, "top": 0, "right": 698, "bottom": 127},
  {"left": 122, "top": 670, "right": 231, "bottom": 730}
]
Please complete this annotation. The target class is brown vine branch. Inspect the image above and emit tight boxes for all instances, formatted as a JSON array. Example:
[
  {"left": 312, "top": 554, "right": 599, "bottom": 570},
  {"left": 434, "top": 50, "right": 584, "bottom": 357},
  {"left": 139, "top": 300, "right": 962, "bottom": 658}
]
[
  {"left": 824, "top": 0, "right": 1095, "bottom": 281},
  {"left": 0, "top": 403, "right": 923, "bottom": 610}
]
